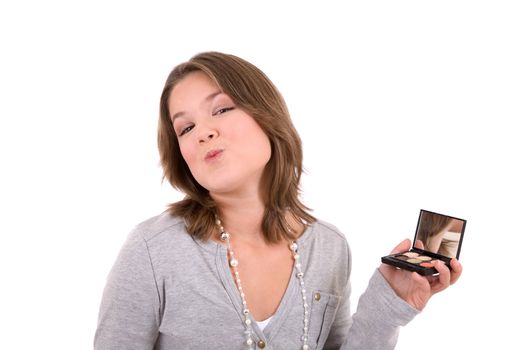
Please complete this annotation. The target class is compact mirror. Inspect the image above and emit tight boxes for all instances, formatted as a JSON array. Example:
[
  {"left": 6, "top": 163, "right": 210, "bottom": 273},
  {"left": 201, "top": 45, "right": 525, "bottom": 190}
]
[
  {"left": 414, "top": 209, "right": 466, "bottom": 259},
  {"left": 381, "top": 209, "right": 467, "bottom": 275}
]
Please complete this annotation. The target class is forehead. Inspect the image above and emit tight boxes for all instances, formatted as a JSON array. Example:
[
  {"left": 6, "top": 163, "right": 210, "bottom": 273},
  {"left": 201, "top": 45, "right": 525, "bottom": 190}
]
[{"left": 168, "top": 71, "right": 220, "bottom": 113}]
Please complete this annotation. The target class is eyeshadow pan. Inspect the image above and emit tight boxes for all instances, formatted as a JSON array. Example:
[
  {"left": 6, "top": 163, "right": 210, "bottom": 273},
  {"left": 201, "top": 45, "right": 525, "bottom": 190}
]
[
  {"left": 418, "top": 256, "right": 432, "bottom": 261},
  {"left": 395, "top": 255, "right": 409, "bottom": 261},
  {"left": 403, "top": 252, "right": 419, "bottom": 258},
  {"left": 407, "top": 258, "right": 422, "bottom": 264},
  {"left": 420, "top": 262, "right": 434, "bottom": 267}
]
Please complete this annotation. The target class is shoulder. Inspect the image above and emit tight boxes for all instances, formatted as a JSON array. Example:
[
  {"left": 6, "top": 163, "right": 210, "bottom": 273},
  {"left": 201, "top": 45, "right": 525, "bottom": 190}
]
[
  {"left": 313, "top": 219, "right": 347, "bottom": 240},
  {"left": 303, "top": 219, "right": 352, "bottom": 267},
  {"left": 115, "top": 212, "right": 209, "bottom": 274},
  {"left": 122, "top": 211, "right": 191, "bottom": 251},
  {"left": 133, "top": 211, "right": 186, "bottom": 240},
  {"left": 307, "top": 219, "right": 350, "bottom": 250}
]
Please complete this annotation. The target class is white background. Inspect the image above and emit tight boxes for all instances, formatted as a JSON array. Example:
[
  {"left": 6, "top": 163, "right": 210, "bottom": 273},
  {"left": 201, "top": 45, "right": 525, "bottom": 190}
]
[{"left": 1, "top": 1, "right": 524, "bottom": 348}]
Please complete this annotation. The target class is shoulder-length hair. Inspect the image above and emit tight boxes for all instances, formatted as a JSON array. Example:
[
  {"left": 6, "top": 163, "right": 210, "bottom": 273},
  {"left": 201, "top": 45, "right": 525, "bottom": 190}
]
[{"left": 158, "top": 51, "right": 314, "bottom": 243}]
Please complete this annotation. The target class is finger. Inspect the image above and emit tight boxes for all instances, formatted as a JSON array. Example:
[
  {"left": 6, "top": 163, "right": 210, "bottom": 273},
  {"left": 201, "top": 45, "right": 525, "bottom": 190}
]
[
  {"left": 449, "top": 258, "right": 463, "bottom": 285},
  {"left": 432, "top": 260, "right": 451, "bottom": 293},
  {"left": 389, "top": 239, "right": 411, "bottom": 254},
  {"left": 415, "top": 239, "right": 424, "bottom": 250}
]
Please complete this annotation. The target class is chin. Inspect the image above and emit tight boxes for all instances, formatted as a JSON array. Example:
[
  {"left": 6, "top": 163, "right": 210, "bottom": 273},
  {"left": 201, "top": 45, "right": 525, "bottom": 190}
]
[
  {"left": 201, "top": 177, "right": 239, "bottom": 194},
  {"left": 206, "top": 178, "right": 255, "bottom": 197},
  {"left": 198, "top": 168, "right": 263, "bottom": 196}
]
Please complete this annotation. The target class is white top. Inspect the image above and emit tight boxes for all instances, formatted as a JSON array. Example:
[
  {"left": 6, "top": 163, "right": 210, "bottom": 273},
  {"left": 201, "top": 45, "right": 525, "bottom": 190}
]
[{"left": 256, "top": 316, "right": 273, "bottom": 331}]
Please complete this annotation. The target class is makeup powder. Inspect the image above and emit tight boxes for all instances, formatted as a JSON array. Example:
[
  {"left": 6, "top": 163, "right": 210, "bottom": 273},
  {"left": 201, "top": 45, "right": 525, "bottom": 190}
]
[
  {"left": 395, "top": 255, "right": 409, "bottom": 261},
  {"left": 418, "top": 256, "right": 432, "bottom": 261},
  {"left": 420, "top": 262, "right": 434, "bottom": 268}
]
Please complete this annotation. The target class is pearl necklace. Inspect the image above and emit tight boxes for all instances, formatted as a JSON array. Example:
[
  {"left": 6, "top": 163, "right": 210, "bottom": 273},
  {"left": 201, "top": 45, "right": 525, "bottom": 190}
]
[{"left": 216, "top": 218, "right": 310, "bottom": 350}]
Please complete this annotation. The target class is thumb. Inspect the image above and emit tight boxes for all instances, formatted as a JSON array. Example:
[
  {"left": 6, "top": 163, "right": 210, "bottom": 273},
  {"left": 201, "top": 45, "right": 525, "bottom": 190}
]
[{"left": 389, "top": 239, "right": 411, "bottom": 254}]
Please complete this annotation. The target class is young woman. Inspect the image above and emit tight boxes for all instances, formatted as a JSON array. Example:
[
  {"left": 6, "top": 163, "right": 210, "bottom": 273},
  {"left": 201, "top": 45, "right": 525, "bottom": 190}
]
[{"left": 94, "top": 52, "right": 462, "bottom": 350}]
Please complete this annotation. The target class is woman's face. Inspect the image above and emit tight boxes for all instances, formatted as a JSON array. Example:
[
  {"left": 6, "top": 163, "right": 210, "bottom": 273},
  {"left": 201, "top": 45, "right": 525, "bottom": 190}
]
[{"left": 168, "top": 71, "right": 272, "bottom": 197}]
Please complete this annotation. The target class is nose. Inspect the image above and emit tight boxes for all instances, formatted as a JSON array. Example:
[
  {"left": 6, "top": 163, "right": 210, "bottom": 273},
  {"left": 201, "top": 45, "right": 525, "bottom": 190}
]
[{"left": 198, "top": 126, "right": 218, "bottom": 144}]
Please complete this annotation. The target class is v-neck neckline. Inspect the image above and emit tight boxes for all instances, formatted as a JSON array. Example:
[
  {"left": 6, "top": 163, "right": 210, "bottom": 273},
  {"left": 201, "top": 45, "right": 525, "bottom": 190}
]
[{"left": 210, "top": 223, "right": 315, "bottom": 341}]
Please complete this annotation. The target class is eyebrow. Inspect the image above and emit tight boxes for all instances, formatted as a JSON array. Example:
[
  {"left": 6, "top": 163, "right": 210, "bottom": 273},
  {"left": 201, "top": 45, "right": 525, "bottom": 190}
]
[{"left": 170, "top": 91, "right": 223, "bottom": 122}]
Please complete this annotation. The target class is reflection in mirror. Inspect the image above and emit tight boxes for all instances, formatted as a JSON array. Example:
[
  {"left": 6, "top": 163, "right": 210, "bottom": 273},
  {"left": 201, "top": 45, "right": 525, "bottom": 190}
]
[{"left": 415, "top": 211, "right": 465, "bottom": 258}]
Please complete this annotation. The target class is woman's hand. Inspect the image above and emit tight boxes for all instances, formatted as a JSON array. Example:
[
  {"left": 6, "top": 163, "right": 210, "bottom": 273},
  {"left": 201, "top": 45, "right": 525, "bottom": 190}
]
[{"left": 378, "top": 239, "right": 462, "bottom": 310}]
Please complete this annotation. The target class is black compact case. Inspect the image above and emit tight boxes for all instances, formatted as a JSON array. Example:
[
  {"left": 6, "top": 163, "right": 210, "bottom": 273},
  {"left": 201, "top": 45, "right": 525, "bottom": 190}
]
[{"left": 381, "top": 209, "right": 467, "bottom": 276}]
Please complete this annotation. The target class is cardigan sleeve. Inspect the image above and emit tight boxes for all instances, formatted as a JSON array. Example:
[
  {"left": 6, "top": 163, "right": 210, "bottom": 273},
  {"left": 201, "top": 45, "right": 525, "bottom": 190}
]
[
  {"left": 339, "top": 269, "right": 420, "bottom": 350},
  {"left": 94, "top": 230, "right": 160, "bottom": 349}
]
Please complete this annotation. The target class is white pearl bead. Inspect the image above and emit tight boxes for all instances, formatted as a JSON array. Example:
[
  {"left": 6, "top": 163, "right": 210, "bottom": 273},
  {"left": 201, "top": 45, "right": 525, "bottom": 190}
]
[{"left": 230, "top": 258, "right": 238, "bottom": 267}]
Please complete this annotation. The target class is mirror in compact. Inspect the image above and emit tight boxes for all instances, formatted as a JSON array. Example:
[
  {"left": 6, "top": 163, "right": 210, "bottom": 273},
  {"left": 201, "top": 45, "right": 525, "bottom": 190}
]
[{"left": 381, "top": 209, "right": 467, "bottom": 276}]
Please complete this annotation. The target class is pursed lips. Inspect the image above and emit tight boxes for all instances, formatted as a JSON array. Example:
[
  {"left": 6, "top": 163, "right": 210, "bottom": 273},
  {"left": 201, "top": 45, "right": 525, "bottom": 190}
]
[{"left": 204, "top": 149, "right": 223, "bottom": 161}]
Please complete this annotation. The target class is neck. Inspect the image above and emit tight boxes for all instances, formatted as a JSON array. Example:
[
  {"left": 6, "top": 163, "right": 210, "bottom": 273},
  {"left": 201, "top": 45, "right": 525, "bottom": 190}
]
[{"left": 212, "top": 191, "right": 266, "bottom": 243}]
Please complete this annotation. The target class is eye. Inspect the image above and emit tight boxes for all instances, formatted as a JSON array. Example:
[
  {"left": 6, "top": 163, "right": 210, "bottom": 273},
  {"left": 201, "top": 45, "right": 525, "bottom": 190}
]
[
  {"left": 178, "top": 124, "right": 194, "bottom": 136},
  {"left": 212, "top": 106, "right": 235, "bottom": 116}
]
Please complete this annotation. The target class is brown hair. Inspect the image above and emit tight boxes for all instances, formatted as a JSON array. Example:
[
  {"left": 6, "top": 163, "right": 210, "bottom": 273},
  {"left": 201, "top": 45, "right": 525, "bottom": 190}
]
[
  {"left": 417, "top": 213, "right": 454, "bottom": 255},
  {"left": 419, "top": 214, "right": 452, "bottom": 238},
  {"left": 158, "top": 52, "right": 315, "bottom": 243}
]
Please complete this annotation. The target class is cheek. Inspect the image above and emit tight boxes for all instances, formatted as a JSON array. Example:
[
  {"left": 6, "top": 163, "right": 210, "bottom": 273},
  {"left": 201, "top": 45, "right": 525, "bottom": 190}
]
[
  {"left": 234, "top": 116, "right": 270, "bottom": 152},
  {"left": 249, "top": 127, "right": 271, "bottom": 161},
  {"left": 179, "top": 141, "right": 196, "bottom": 165},
  {"left": 254, "top": 135, "right": 272, "bottom": 164}
]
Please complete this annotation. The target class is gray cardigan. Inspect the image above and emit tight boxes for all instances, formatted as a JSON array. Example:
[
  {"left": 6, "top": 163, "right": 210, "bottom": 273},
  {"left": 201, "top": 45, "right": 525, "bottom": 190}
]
[{"left": 95, "top": 213, "right": 418, "bottom": 349}]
